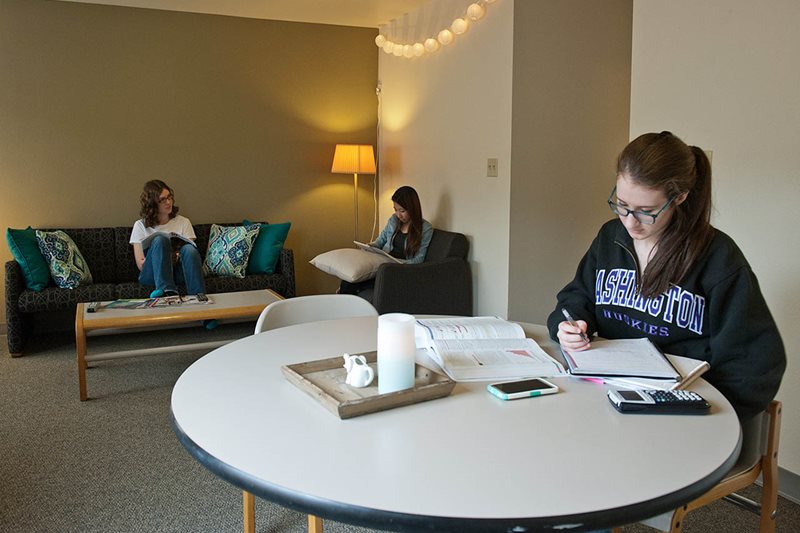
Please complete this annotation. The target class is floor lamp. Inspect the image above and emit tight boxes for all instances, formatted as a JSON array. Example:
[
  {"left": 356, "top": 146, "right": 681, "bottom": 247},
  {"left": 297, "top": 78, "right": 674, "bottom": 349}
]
[{"left": 331, "top": 144, "right": 376, "bottom": 241}]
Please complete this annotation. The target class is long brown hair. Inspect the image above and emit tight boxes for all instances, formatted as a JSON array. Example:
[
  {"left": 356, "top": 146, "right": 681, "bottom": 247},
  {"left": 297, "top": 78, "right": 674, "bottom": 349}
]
[
  {"left": 139, "top": 179, "right": 179, "bottom": 228},
  {"left": 617, "top": 131, "right": 714, "bottom": 298},
  {"left": 391, "top": 186, "right": 424, "bottom": 258}
]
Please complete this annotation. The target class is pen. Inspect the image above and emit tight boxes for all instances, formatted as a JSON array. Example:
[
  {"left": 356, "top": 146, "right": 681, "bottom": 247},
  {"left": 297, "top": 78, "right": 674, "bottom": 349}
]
[
  {"left": 561, "top": 308, "right": 590, "bottom": 344},
  {"left": 669, "top": 361, "right": 711, "bottom": 391}
]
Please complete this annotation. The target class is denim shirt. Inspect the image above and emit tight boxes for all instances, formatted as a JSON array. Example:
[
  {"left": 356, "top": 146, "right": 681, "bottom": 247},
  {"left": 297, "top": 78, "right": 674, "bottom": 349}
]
[{"left": 371, "top": 215, "right": 433, "bottom": 264}]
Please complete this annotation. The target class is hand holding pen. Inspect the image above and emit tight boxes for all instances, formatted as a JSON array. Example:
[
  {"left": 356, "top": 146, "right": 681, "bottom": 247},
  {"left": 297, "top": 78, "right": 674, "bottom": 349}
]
[{"left": 558, "top": 308, "right": 591, "bottom": 351}]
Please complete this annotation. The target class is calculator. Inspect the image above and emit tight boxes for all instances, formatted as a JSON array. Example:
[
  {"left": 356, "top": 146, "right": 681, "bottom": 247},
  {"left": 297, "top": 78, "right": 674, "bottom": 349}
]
[{"left": 607, "top": 388, "right": 710, "bottom": 414}]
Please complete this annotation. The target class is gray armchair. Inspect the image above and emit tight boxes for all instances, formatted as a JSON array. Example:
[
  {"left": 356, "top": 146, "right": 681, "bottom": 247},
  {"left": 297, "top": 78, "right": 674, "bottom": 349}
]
[{"left": 360, "top": 229, "right": 472, "bottom": 316}]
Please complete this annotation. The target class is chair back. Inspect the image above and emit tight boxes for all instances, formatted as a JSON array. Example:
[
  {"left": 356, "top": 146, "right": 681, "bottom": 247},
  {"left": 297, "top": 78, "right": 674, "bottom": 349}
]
[
  {"left": 254, "top": 294, "right": 378, "bottom": 333},
  {"left": 424, "top": 229, "right": 469, "bottom": 262}
]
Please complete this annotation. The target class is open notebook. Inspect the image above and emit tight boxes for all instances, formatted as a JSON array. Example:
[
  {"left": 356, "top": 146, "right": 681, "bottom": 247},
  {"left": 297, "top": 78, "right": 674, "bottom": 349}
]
[{"left": 561, "top": 338, "right": 681, "bottom": 381}]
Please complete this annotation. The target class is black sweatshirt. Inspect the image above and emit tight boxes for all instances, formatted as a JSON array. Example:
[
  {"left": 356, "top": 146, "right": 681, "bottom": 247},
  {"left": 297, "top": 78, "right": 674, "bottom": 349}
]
[{"left": 547, "top": 219, "right": 785, "bottom": 419}]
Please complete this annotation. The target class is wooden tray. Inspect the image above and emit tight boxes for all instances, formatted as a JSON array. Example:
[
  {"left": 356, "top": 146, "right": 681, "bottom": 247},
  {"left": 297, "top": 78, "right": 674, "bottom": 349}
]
[{"left": 281, "top": 351, "right": 455, "bottom": 419}]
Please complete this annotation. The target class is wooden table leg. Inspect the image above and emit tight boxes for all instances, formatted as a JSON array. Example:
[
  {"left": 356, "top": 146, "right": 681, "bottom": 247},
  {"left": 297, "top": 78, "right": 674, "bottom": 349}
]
[
  {"left": 308, "top": 514, "right": 323, "bottom": 533},
  {"left": 75, "top": 303, "right": 88, "bottom": 401},
  {"left": 243, "top": 491, "right": 255, "bottom": 533}
]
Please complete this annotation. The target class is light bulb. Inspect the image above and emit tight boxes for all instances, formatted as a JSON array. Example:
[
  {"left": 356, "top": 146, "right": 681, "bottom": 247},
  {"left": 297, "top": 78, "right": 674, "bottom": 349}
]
[
  {"left": 375, "top": 34, "right": 386, "bottom": 47},
  {"left": 424, "top": 38, "right": 440, "bottom": 53},
  {"left": 393, "top": 45, "right": 404, "bottom": 56},
  {"left": 413, "top": 43, "right": 425, "bottom": 57},
  {"left": 451, "top": 18, "right": 469, "bottom": 35},
  {"left": 382, "top": 41, "right": 394, "bottom": 54},
  {"left": 467, "top": 4, "right": 485, "bottom": 20},
  {"left": 437, "top": 29, "right": 454, "bottom": 45},
  {"left": 403, "top": 44, "right": 413, "bottom": 58}
]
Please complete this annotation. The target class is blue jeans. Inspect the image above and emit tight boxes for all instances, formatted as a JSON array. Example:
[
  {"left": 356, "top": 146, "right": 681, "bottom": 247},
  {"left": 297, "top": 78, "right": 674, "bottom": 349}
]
[{"left": 138, "top": 235, "right": 205, "bottom": 295}]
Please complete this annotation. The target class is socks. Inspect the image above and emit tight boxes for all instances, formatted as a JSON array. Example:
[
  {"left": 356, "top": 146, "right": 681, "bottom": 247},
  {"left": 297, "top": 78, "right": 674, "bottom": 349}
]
[{"left": 150, "top": 289, "right": 179, "bottom": 298}]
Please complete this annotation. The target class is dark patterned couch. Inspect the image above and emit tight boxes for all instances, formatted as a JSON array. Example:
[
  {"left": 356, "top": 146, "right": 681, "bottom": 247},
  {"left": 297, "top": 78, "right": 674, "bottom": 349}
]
[{"left": 4, "top": 223, "right": 295, "bottom": 355}]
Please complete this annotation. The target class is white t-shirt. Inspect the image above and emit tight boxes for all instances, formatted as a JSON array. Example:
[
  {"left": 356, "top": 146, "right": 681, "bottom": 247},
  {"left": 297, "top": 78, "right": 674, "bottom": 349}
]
[{"left": 130, "top": 215, "right": 196, "bottom": 248}]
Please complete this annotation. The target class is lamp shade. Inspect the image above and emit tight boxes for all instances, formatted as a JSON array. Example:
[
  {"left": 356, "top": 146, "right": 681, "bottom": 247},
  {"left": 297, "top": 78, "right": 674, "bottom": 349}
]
[{"left": 331, "top": 144, "right": 376, "bottom": 174}]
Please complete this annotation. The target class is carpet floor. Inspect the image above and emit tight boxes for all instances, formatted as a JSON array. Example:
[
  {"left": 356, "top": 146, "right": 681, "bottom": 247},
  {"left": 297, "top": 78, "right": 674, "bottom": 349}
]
[{"left": 1, "top": 324, "right": 797, "bottom": 532}]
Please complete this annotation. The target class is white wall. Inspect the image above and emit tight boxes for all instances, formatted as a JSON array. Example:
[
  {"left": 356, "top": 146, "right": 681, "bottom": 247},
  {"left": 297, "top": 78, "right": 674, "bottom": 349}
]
[
  {"left": 377, "top": 0, "right": 514, "bottom": 317},
  {"left": 631, "top": 0, "right": 800, "bottom": 474}
]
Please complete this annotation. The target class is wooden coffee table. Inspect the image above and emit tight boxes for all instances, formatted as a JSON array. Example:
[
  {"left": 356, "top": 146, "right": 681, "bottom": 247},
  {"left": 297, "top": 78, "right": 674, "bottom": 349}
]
[{"left": 75, "top": 289, "right": 282, "bottom": 401}]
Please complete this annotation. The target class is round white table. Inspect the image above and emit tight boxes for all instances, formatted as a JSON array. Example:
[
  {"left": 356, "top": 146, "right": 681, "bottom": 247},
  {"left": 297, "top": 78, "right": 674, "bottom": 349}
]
[{"left": 171, "top": 317, "right": 741, "bottom": 532}]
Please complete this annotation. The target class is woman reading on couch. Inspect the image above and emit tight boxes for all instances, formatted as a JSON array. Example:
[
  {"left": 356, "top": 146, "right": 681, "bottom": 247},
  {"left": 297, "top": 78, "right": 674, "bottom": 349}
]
[
  {"left": 340, "top": 185, "right": 433, "bottom": 295},
  {"left": 130, "top": 180, "right": 206, "bottom": 298}
]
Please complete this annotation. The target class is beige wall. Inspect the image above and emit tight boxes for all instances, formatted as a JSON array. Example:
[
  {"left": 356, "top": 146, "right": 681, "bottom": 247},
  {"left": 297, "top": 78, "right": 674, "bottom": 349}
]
[
  {"left": 508, "top": 0, "right": 632, "bottom": 324},
  {"left": 631, "top": 0, "right": 799, "bottom": 474},
  {"left": 0, "top": 0, "right": 378, "bottom": 327},
  {"left": 378, "top": 0, "right": 514, "bottom": 317}
]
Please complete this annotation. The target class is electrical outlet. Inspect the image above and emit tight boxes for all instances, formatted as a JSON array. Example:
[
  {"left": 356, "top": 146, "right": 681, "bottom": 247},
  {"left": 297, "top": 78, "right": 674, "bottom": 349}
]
[{"left": 487, "top": 158, "right": 498, "bottom": 177}]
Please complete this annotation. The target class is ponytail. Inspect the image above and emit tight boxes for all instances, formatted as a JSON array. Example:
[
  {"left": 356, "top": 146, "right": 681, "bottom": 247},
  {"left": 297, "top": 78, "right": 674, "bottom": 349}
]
[{"left": 619, "top": 133, "right": 715, "bottom": 298}]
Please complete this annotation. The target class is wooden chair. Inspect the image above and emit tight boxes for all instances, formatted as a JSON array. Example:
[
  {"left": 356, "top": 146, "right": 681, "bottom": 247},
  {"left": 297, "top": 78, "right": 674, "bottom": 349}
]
[
  {"left": 244, "top": 294, "right": 378, "bottom": 533},
  {"left": 613, "top": 400, "right": 782, "bottom": 533}
]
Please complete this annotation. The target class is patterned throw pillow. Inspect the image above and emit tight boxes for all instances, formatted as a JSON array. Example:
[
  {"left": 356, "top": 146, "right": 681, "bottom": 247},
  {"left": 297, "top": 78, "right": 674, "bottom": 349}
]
[
  {"left": 35, "top": 230, "right": 93, "bottom": 289},
  {"left": 203, "top": 224, "right": 260, "bottom": 278}
]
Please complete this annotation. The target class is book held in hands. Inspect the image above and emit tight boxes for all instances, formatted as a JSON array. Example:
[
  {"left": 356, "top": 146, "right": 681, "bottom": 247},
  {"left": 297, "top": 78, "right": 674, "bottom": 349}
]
[
  {"left": 414, "top": 317, "right": 566, "bottom": 382},
  {"left": 353, "top": 241, "right": 402, "bottom": 263},
  {"left": 140, "top": 231, "right": 196, "bottom": 251}
]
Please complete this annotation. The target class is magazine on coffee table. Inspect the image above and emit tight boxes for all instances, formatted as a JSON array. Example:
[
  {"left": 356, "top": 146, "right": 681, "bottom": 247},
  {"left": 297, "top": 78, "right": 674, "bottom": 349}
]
[
  {"left": 415, "top": 317, "right": 566, "bottom": 381},
  {"left": 103, "top": 295, "right": 212, "bottom": 310},
  {"left": 353, "top": 241, "right": 402, "bottom": 263}
]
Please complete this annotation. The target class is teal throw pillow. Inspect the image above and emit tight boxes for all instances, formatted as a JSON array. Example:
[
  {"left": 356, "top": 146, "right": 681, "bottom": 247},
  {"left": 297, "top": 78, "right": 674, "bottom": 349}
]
[
  {"left": 35, "top": 230, "right": 93, "bottom": 289},
  {"left": 203, "top": 223, "right": 260, "bottom": 278},
  {"left": 244, "top": 220, "right": 291, "bottom": 275},
  {"left": 6, "top": 227, "right": 51, "bottom": 291}
]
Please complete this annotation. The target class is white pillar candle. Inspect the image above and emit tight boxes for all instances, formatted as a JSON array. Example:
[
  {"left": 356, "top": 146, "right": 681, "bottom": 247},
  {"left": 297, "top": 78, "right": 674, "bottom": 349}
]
[{"left": 377, "top": 313, "right": 416, "bottom": 394}]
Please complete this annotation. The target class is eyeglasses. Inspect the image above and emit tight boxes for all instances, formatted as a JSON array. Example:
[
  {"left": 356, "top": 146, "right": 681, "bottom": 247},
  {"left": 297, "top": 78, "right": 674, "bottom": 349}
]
[
  {"left": 158, "top": 194, "right": 174, "bottom": 205},
  {"left": 607, "top": 186, "right": 675, "bottom": 225}
]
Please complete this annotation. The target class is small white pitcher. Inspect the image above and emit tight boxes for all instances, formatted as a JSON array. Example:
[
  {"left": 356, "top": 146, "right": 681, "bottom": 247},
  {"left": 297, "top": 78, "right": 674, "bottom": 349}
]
[{"left": 342, "top": 353, "right": 375, "bottom": 388}]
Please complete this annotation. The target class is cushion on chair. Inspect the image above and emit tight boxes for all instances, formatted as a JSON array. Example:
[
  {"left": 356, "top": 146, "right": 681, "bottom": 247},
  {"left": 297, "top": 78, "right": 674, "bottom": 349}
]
[
  {"left": 35, "top": 230, "right": 93, "bottom": 289},
  {"left": 310, "top": 248, "right": 395, "bottom": 283},
  {"left": 6, "top": 227, "right": 51, "bottom": 291},
  {"left": 203, "top": 224, "right": 260, "bottom": 278}
]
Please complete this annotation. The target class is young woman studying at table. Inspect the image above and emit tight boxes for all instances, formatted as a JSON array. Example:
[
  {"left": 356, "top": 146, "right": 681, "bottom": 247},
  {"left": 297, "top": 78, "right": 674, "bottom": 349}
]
[
  {"left": 547, "top": 131, "right": 785, "bottom": 420},
  {"left": 339, "top": 185, "right": 433, "bottom": 295}
]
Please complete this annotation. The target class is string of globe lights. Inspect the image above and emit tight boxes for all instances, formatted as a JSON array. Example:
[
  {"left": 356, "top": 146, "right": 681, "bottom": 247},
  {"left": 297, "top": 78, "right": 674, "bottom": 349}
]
[{"left": 374, "top": 0, "right": 496, "bottom": 59}]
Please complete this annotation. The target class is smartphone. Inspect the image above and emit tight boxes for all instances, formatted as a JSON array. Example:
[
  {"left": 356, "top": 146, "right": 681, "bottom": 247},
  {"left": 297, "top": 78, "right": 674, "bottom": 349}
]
[{"left": 487, "top": 378, "right": 559, "bottom": 401}]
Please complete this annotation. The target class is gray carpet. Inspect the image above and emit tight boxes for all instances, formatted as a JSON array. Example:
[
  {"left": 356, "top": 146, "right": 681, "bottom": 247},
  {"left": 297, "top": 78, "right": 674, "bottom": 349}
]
[{"left": 1, "top": 325, "right": 798, "bottom": 532}]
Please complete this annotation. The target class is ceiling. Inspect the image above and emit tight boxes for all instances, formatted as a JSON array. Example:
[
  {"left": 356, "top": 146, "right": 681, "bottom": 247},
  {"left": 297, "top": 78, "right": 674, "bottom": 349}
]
[{"left": 57, "top": 0, "right": 431, "bottom": 28}]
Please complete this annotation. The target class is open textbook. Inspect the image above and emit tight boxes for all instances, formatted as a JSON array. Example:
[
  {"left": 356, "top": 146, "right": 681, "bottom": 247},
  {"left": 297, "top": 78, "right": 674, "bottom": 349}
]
[
  {"left": 353, "top": 241, "right": 402, "bottom": 263},
  {"left": 415, "top": 317, "right": 566, "bottom": 381},
  {"left": 561, "top": 338, "right": 681, "bottom": 381},
  {"left": 140, "top": 231, "right": 196, "bottom": 250}
]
